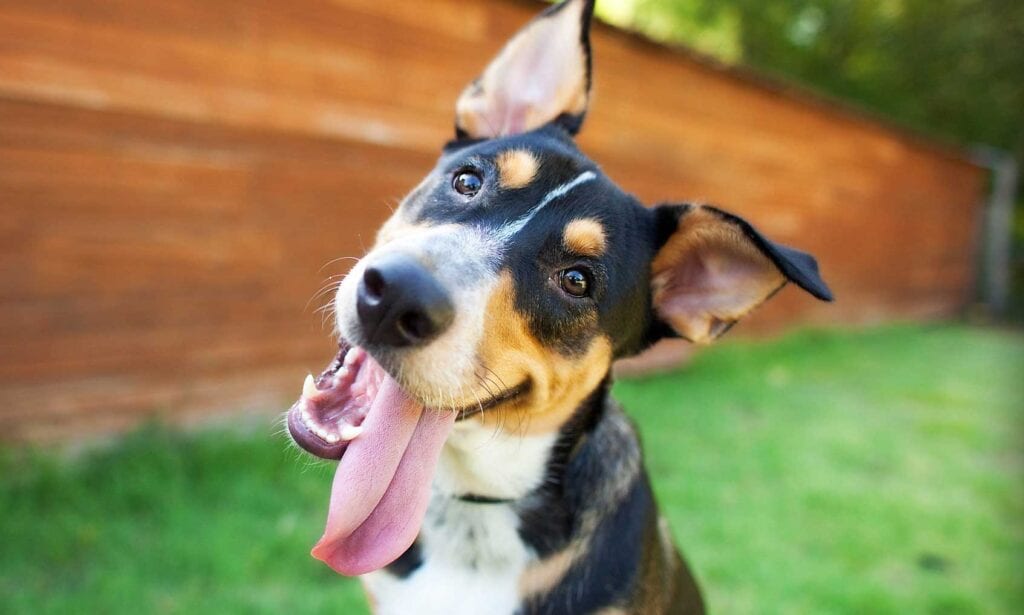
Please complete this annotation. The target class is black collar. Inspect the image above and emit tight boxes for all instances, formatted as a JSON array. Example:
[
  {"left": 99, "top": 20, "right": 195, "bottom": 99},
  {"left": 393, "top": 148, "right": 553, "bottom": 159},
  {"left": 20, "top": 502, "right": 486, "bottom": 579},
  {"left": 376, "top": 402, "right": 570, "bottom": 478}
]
[{"left": 454, "top": 493, "right": 516, "bottom": 505}]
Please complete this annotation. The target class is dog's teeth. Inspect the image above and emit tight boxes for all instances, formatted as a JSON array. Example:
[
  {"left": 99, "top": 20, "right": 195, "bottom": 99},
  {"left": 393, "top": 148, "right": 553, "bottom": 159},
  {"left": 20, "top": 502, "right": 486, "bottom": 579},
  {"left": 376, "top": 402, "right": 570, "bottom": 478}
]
[
  {"left": 340, "top": 424, "right": 363, "bottom": 441},
  {"left": 344, "top": 347, "right": 364, "bottom": 367},
  {"left": 333, "top": 367, "right": 349, "bottom": 383},
  {"left": 302, "top": 374, "right": 318, "bottom": 398},
  {"left": 325, "top": 433, "right": 340, "bottom": 444},
  {"left": 302, "top": 413, "right": 318, "bottom": 433}
]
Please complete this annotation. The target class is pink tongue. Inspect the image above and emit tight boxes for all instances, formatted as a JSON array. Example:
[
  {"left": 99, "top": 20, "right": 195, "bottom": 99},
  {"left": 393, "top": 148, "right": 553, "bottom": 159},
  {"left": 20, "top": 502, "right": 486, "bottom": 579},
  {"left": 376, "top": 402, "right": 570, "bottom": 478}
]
[{"left": 310, "top": 366, "right": 457, "bottom": 576}]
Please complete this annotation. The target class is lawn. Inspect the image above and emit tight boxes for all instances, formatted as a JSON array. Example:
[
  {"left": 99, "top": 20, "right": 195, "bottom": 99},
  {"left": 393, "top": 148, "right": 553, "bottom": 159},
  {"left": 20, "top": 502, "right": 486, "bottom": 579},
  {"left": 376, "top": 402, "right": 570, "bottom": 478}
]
[{"left": 2, "top": 324, "right": 1022, "bottom": 614}]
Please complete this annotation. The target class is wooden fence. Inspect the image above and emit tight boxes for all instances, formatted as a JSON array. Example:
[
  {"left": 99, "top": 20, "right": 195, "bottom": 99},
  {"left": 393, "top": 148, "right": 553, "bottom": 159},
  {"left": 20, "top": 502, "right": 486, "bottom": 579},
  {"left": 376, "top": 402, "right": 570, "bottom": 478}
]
[{"left": 0, "top": 0, "right": 984, "bottom": 442}]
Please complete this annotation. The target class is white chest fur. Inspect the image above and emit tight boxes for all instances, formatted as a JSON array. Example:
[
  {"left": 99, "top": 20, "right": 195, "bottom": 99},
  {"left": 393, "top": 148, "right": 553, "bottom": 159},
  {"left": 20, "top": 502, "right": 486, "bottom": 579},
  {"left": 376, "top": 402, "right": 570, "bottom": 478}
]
[{"left": 362, "top": 424, "right": 557, "bottom": 615}]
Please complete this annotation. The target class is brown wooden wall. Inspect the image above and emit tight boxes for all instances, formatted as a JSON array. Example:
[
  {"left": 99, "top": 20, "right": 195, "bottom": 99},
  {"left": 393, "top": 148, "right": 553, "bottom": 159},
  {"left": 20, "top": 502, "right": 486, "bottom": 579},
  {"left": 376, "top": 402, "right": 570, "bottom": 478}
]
[{"left": 0, "top": 0, "right": 984, "bottom": 443}]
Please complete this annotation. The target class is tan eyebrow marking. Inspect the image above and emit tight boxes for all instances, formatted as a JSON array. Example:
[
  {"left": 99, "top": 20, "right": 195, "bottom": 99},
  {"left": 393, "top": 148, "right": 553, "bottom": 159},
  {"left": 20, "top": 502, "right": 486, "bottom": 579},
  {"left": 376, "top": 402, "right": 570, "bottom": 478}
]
[
  {"left": 563, "top": 218, "right": 607, "bottom": 257},
  {"left": 496, "top": 149, "right": 539, "bottom": 189}
]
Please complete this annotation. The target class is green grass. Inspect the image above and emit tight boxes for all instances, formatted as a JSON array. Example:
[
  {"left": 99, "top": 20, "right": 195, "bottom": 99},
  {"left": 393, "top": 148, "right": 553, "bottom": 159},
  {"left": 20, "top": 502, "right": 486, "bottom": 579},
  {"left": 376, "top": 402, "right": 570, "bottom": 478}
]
[{"left": 1, "top": 324, "right": 1021, "bottom": 614}]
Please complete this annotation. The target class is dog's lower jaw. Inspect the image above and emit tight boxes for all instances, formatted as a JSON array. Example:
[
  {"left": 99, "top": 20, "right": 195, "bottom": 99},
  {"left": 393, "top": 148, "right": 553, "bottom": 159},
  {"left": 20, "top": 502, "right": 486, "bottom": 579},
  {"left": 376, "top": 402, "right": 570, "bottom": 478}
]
[{"left": 362, "top": 385, "right": 705, "bottom": 615}]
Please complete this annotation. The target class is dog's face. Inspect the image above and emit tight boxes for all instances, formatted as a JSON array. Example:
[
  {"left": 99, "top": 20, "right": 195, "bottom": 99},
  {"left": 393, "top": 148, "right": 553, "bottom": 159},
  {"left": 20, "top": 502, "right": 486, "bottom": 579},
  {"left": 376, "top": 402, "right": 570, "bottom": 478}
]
[
  {"left": 334, "top": 128, "right": 657, "bottom": 433},
  {"left": 287, "top": 0, "right": 831, "bottom": 576},
  {"left": 328, "top": 0, "right": 831, "bottom": 434}
]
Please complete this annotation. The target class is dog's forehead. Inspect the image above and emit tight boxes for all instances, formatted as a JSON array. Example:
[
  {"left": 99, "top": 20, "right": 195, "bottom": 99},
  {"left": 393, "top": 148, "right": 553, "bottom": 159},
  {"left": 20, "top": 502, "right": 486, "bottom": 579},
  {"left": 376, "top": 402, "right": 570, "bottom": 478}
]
[{"left": 413, "top": 128, "right": 638, "bottom": 246}]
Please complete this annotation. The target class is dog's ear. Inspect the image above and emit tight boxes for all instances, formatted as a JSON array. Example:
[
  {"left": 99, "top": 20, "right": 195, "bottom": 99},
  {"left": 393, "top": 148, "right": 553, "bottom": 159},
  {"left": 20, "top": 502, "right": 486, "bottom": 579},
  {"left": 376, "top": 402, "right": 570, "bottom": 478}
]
[
  {"left": 455, "top": 0, "right": 595, "bottom": 140},
  {"left": 650, "top": 204, "right": 833, "bottom": 344}
]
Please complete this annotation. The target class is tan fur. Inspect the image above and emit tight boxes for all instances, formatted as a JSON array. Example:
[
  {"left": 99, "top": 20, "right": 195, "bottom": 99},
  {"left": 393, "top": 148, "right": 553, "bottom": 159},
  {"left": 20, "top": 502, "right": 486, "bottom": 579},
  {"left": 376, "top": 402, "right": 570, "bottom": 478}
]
[
  {"left": 563, "top": 218, "right": 607, "bottom": 257},
  {"left": 518, "top": 544, "right": 582, "bottom": 598},
  {"left": 497, "top": 149, "right": 540, "bottom": 189},
  {"left": 633, "top": 515, "right": 684, "bottom": 615},
  {"left": 473, "top": 272, "right": 612, "bottom": 436},
  {"left": 651, "top": 206, "right": 784, "bottom": 344},
  {"left": 363, "top": 585, "right": 378, "bottom": 613},
  {"left": 658, "top": 517, "right": 678, "bottom": 575}
]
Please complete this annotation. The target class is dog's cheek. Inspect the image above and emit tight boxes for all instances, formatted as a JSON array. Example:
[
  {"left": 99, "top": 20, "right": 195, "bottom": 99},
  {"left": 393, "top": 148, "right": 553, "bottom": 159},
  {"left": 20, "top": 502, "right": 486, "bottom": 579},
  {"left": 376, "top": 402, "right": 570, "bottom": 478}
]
[
  {"left": 475, "top": 272, "right": 612, "bottom": 435},
  {"left": 518, "top": 336, "right": 611, "bottom": 435},
  {"left": 532, "top": 298, "right": 600, "bottom": 357},
  {"left": 475, "top": 272, "right": 546, "bottom": 390}
]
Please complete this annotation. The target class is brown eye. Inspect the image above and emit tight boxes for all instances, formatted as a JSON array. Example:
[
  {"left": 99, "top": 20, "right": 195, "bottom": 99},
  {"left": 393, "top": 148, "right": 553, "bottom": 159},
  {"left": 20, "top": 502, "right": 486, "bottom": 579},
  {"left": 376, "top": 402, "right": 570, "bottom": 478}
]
[
  {"left": 559, "top": 268, "right": 590, "bottom": 297},
  {"left": 453, "top": 170, "right": 483, "bottom": 196}
]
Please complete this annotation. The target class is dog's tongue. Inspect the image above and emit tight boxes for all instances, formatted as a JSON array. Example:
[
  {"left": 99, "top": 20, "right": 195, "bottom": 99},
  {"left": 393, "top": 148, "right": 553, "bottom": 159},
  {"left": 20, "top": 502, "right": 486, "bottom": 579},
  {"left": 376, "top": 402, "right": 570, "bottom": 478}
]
[{"left": 310, "top": 366, "right": 456, "bottom": 576}]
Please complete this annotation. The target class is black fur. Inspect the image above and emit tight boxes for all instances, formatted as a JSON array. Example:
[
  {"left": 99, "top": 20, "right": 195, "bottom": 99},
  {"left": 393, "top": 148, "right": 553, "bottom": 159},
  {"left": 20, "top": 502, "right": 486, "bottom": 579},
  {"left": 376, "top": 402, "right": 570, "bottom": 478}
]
[
  {"left": 516, "top": 380, "right": 610, "bottom": 558},
  {"left": 522, "top": 475, "right": 652, "bottom": 614},
  {"left": 384, "top": 540, "right": 424, "bottom": 579}
]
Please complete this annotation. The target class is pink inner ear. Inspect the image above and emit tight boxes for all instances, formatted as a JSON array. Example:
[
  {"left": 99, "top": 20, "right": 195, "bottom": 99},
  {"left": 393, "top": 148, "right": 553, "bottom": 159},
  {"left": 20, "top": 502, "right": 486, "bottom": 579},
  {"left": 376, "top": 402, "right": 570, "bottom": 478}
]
[
  {"left": 456, "top": 0, "right": 589, "bottom": 139},
  {"left": 653, "top": 226, "right": 786, "bottom": 344},
  {"left": 491, "top": 42, "right": 566, "bottom": 135},
  {"left": 666, "top": 250, "right": 773, "bottom": 313}
]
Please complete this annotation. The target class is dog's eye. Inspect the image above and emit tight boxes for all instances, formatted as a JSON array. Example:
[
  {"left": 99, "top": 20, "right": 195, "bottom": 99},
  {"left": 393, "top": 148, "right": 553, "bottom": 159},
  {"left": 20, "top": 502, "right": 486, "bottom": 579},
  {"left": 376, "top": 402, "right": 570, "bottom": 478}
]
[
  {"left": 559, "top": 268, "right": 590, "bottom": 298},
  {"left": 453, "top": 170, "right": 483, "bottom": 197}
]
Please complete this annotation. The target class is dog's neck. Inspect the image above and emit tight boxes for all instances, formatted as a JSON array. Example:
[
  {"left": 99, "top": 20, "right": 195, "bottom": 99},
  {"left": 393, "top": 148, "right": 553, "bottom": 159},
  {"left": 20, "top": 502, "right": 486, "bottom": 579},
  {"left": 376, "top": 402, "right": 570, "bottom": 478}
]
[{"left": 433, "top": 378, "right": 611, "bottom": 503}]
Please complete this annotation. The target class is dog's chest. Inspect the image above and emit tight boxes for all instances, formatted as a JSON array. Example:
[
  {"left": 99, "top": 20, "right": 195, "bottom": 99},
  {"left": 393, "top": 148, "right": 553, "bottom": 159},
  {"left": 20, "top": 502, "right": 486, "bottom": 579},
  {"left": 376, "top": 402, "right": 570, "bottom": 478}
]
[
  {"left": 362, "top": 426, "right": 557, "bottom": 615},
  {"left": 364, "top": 499, "right": 531, "bottom": 615}
]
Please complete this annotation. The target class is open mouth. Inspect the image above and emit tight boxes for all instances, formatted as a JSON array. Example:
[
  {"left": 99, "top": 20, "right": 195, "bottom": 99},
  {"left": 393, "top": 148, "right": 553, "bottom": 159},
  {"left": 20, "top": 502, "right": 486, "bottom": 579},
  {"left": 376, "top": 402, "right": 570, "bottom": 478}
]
[
  {"left": 287, "top": 341, "right": 529, "bottom": 458},
  {"left": 284, "top": 340, "right": 527, "bottom": 577},
  {"left": 286, "top": 341, "right": 381, "bottom": 460}
]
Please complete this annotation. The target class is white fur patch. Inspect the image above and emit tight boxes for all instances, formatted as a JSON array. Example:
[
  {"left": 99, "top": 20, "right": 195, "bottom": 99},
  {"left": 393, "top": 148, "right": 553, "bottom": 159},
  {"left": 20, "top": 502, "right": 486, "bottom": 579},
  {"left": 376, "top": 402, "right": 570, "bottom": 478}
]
[
  {"left": 438, "top": 421, "right": 557, "bottom": 499},
  {"left": 364, "top": 499, "right": 529, "bottom": 615}
]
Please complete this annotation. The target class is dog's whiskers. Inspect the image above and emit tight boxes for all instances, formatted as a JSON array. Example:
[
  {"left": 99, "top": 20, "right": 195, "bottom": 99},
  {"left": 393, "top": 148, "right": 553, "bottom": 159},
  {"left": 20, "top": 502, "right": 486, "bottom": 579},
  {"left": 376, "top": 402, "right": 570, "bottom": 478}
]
[
  {"left": 304, "top": 276, "right": 346, "bottom": 314},
  {"left": 316, "top": 255, "right": 359, "bottom": 274},
  {"left": 481, "top": 365, "right": 511, "bottom": 393}
]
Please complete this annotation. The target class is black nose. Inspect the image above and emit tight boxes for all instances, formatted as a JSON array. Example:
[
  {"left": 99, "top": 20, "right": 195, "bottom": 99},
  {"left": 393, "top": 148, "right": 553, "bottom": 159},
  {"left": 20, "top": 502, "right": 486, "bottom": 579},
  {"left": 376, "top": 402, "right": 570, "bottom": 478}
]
[{"left": 356, "top": 254, "right": 455, "bottom": 347}]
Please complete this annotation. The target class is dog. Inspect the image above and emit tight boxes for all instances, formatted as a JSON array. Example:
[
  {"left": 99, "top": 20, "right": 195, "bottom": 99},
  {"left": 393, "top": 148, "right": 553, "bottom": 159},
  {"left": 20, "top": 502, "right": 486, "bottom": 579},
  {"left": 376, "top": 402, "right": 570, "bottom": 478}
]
[{"left": 285, "top": 1, "right": 832, "bottom": 612}]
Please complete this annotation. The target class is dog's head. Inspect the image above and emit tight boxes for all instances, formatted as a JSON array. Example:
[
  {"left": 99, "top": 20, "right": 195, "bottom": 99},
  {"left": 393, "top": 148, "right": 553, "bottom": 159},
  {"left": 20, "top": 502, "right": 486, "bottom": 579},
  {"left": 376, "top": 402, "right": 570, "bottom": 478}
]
[{"left": 287, "top": 0, "right": 831, "bottom": 576}]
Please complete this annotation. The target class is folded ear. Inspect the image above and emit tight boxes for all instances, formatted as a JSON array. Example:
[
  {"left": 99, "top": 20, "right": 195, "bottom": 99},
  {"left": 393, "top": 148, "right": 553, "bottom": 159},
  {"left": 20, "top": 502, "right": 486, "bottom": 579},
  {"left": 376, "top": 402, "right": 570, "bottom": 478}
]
[
  {"left": 650, "top": 204, "right": 833, "bottom": 344},
  {"left": 455, "top": 0, "right": 595, "bottom": 140}
]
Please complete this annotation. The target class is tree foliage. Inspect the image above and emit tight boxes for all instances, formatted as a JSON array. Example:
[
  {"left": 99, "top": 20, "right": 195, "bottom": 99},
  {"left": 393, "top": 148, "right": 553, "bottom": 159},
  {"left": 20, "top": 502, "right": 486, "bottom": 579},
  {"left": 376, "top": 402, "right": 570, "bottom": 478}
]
[{"left": 610, "top": 0, "right": 1024, "bottom": 156}]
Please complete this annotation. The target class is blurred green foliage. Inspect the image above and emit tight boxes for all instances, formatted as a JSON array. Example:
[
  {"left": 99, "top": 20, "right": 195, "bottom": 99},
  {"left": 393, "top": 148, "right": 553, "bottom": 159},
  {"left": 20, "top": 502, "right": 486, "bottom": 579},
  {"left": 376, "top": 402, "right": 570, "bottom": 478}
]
[
  {"left": 2, "top": 324, "right": 1022, "bottom": 613},
  {"left": 600, "top": 0, "right": 1024, "bottom": 156}
]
